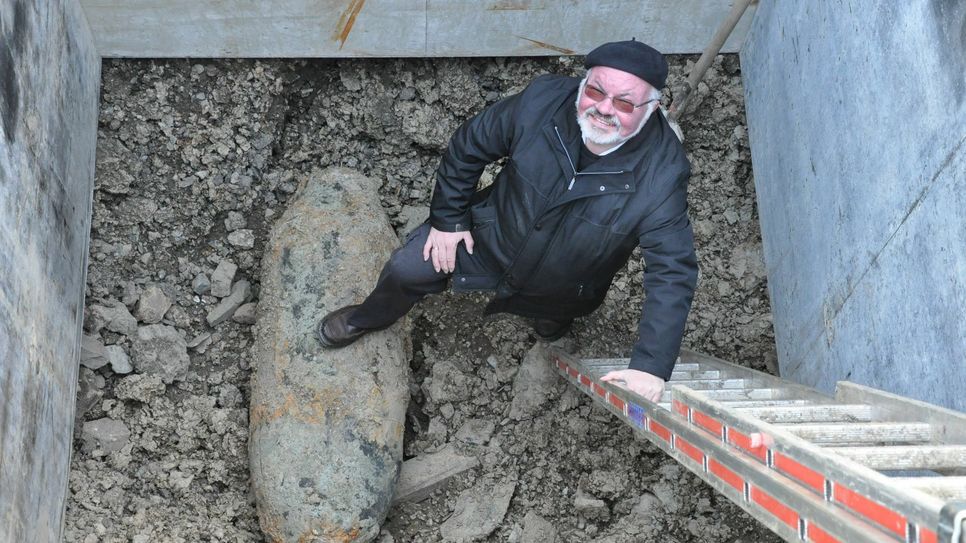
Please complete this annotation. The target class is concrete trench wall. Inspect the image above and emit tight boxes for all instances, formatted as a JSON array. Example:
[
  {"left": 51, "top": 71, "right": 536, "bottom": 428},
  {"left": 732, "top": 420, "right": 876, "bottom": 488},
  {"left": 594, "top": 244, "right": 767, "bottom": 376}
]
[
  {"left": 0, "top": 0, "right": 100, "bottom": 540},
  {"left": 741, "top": 2, "right": 966, "bottom": 411}
]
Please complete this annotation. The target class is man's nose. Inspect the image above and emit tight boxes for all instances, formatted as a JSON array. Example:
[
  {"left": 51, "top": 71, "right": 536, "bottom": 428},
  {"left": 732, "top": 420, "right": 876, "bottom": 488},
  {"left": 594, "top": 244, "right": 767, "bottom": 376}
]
[{"left": 596, "top": 97, "right": 616, "bottom": 116}]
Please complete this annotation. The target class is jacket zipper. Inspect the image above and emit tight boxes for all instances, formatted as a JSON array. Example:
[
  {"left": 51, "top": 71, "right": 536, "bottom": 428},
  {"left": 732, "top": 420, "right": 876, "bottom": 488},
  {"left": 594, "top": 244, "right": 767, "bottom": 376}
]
[{"left": 554, "top": 126, "right": 624, "bottom": 190}]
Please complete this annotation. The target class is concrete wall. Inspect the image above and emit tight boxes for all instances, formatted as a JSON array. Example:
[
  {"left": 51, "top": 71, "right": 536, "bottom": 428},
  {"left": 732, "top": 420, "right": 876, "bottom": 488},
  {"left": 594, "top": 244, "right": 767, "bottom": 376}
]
[
  {"left": 80, "top": 0, "right": 755, "bottom": 57},
  {"left": 741, "top": 2, "right": 966, "bottom": 411},
  {"left": 0, "top": 1, "right": 100, "bottom": 541}
]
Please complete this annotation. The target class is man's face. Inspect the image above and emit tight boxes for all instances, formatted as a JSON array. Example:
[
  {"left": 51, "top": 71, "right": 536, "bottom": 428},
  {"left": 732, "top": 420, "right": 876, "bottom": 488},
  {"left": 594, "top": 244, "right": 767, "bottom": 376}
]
[{"left": 576, "top": 66, "right": 656, "bottom": 147}]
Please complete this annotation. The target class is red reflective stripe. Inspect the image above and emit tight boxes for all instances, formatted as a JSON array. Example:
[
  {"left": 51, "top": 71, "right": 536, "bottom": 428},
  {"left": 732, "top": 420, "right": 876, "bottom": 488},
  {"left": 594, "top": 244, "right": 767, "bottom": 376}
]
[
  {"left": 729, "top": 429, "right": 768, "bottom": 462},
  {"left": 692, "top": 410, "right": 724, "bottom": 438},
  {"left": 579, "top": 374, "right": 591, "bottom": 387},
  {"left": 773, "top": 452, "right": 825, "bottom": 494},
  {"left": 567, "top": 367, "right": 579, "bottom": 379},
  {"left": 593, "top": 383, "right": 607, "bottom": 397},
  {"left": 650, "top": 419, "right": 671, "bottom": 442},
  {"left": 807, "top": 523, "right": 842, "bottom": 543},
  {"left": 750, "top": 486, "right": 798, "bottom": 528},
  {"left": 832, "top": 483, "right": 906, "bottom": 538},
  {"left": 675, "top": 436, "right": 704, "bottom": 464},
  {"left": 919, "top": 527, "right": 938, "bottom": 543},
  {"left": 608, "top": 394, "right": 626, "bottom": 412},
  {"left": 708, "top": 459, "right": 744, "bottom": 492},
  {"left": 672, "top": 400, "right": 689, "bottom": 417}
]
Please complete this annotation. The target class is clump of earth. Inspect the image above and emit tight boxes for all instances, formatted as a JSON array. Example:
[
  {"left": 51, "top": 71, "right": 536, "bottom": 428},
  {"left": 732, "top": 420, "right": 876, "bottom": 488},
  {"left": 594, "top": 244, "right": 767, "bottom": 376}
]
[{"left": 66, "top": 55, "right": 778, "bottom": 542}]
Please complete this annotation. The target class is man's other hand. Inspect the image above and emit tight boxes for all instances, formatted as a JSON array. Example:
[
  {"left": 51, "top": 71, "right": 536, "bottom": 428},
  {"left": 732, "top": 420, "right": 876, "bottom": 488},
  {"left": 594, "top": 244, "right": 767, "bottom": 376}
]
[
  {"left": 600, "top": 369, "right": 665, "bottom": 403},
  {"left": 423, "top": 227, "right": 474, "bottom": 274}
]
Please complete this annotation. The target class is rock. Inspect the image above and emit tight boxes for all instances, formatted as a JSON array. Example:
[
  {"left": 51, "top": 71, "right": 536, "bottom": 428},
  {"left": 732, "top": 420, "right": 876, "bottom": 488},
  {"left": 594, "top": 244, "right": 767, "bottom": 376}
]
[
  {"left": 210, "top": 260, "right": 237, "bottom": 298},
  {"left": 393, "top": 444, "right": 480, "bottom": 504},
  {"left": 186, "top": 332, "right": 212, "bottom": 353},
  {"left": 105, "top": 345, "right": 133, "bottom": 374},
  {"left": 90, "top": 302, "right": 138, "bottom": 336},
  {"left": 455, "top": 419, "right": 495, "bottom": 445},
  {"left": 520, "top": 511, "right": 558, "bottom": 543},
  {"left": 227, "top": 229, "right": 255, "bottom": 249},
  {"left": 136, "top": 285, "right": 172, "bottom": 324},
  {"left": 231, "top": 302, "right": 257, "bottom": 324},
  {"left": 131, "top": 325, "right": 189, "bottom": 384},
  {"left": 425, "top": 359, "right": 475, "bottom": 405},
  {"left": 82, "top": 418, "right": 130, "bottom": 455},
  {"left": 509, "top": 343, "right": 561, "bottom": 420},
  {"left": 439, "top": 481, "right": 515, "bottom": 542},
  {"left": 76, "top": 367, "right": 106, "bottom": 419},
  {"left": 574, "top": 489, "right": 609, "bottom": 521},
  {"left": 224, "top": 211, "right": 247, "bottom": 231},
  {"left": 192, "top": 273, "right": 211, "bottom": 295},
  {"left": 80, "top": 334, "right": 108, "bottom": 370},
  {"left": 249, "top": 167, "right": 411, "bottom": 543},
  {"left": 115, "top": 374, "right": 166, "bottom": 403},
  {"left": 397, "top": 204, "right": 428, "bottom": 236},
  {"left": 206, "top": 280, "right": 252, "bottom": 326}
]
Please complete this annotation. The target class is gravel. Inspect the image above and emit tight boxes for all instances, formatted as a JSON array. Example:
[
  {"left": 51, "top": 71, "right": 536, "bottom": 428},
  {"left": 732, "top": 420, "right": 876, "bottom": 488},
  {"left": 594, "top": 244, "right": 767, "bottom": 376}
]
[{"left": 67, "top": 55, "right": 778, "bottom": 543}]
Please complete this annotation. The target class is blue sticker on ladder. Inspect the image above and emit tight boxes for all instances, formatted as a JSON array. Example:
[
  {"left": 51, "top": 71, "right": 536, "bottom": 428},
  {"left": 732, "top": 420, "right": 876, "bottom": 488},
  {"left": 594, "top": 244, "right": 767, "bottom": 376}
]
[{"left": 628, "top": 403, "right": 646, "bottom": 428}]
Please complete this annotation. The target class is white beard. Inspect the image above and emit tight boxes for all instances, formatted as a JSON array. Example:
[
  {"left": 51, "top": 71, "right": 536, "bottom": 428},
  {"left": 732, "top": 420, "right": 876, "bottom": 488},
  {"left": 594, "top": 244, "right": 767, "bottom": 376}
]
[{"left": 575, "top": 78, "right": 654, "bottom": 148}]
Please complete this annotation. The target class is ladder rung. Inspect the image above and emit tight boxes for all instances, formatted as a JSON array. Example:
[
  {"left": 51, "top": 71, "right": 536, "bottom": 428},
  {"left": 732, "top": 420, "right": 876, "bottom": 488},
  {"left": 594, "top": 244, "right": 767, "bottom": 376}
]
[
  {"left": 662, "top": 387, "right": 796, "bottom": 404},
  {"left": 716, "top": 399, "right": 813, "bottom": 408},
  {"left": 736, "top": 404, "right": 874, "bottom": 423},
  {"left": 669, "top": 378, "right": 756, "bottom": 390},
  {"left": 826, "top": 445, "right": 966, "bottom": 470},
  {"left": 776, "top": 422, "right": 932, "bottom": 445},
  {"left": 890, "top": 477, "right": 966, "bottom": 500},
  {"left": 670, "top": 370, "right": 723, "bottom": 380}
]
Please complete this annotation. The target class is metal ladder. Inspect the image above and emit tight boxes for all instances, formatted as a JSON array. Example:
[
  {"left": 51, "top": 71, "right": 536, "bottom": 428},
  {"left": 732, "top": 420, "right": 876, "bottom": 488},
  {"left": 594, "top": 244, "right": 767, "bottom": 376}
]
[{"left": 550, "top": 348, "right": 966, "bottom": 543}]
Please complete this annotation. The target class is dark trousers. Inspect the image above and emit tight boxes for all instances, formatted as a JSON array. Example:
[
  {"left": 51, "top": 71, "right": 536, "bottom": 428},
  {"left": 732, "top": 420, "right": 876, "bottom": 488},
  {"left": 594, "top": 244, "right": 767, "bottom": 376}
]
[{"left": 348, "top": 223, "right": 478, "bottom": 329}]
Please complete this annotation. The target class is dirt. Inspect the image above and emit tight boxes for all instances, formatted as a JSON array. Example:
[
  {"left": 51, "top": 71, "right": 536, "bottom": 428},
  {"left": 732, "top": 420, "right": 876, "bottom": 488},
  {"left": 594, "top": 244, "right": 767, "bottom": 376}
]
[{"left": 65, "top": 54, "right": 778, "bottom": 543}]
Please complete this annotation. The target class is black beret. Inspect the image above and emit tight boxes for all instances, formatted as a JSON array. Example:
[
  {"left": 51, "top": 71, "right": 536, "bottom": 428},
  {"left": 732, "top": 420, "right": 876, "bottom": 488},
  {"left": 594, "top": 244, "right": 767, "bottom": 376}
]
[{"left": 584, "top": 39, "right": 668, "bottom": 90}]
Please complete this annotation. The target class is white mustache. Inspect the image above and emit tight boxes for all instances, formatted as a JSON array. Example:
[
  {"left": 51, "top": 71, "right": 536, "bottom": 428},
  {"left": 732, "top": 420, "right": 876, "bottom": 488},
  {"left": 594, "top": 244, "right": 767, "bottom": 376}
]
[{"left": 584, "top": 107, "right": 620, "bottom": 129}]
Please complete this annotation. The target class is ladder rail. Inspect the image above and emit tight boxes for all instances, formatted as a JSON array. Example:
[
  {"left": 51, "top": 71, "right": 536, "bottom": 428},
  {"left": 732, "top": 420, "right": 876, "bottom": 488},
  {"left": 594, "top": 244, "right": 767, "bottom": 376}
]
[
  {"left": 551, "top": 347, "right": 966, "bottom": 543},
  {"left": 554, "top": 350, "right": 911, "bottom": 543}
]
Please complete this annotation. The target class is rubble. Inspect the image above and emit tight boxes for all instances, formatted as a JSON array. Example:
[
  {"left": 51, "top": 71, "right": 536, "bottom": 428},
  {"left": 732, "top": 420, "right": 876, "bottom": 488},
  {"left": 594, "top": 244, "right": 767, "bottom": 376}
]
[
  {"left": 68, "top": 55, "right": 778, "bottom": 543},
  {"left": 205, "top": 279, "right": 251, "bottom": 326},
  {"left": 393, "top": 445, "right": 480, "bottom": 504},
  {"left": 135, "top": 285, "right": 171, "bottom": 324},
  {"left": 130, "top": 324, "right": 189, "bottom": 383},
  {"left": 439, "top": 481, "right": 516, "bottom": 542}
]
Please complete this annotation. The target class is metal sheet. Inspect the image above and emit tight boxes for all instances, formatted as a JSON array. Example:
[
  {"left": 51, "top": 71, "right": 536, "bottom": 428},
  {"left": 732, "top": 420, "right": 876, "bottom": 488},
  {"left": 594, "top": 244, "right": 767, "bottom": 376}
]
[{"left": 80, "top": 0, "right": 756, "bottom": 58}]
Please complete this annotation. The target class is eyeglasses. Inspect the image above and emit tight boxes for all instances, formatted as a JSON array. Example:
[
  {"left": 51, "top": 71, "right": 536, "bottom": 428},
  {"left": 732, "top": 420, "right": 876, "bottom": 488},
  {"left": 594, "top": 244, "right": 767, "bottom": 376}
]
[{"left": 583, "top": 84, "right": 658, "bottom": 115}]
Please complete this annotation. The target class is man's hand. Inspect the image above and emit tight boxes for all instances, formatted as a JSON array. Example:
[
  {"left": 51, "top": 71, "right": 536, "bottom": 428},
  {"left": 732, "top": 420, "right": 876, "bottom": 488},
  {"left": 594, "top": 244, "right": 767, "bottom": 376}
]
[
  {"left": 423, "top": 227, "right": 474, "bottom": 274},
  {"left": 600, "top": 369, "right": 665, "bottom": 403}
]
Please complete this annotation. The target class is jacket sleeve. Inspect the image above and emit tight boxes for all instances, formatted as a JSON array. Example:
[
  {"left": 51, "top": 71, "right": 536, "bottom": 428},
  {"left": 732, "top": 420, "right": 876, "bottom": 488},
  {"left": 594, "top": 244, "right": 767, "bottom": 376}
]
[
  {"left": 429, "top": 92, "right": 522, "bottom": 232},
  {"left": 630, "top": 174, "right": 699, "bottom": 381}
]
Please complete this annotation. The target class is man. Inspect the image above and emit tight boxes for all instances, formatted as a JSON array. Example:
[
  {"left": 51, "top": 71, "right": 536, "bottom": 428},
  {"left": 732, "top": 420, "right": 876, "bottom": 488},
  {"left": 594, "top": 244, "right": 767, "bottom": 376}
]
[{"left": 317, "top": 40, "right": 698, "bottom": 403}]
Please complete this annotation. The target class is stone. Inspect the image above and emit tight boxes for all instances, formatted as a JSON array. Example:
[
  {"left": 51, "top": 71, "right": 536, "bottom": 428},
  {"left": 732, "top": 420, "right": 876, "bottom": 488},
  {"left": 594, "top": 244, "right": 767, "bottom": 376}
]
[
  {"left": 231, "top": 302, "right": 256, "bottom": 324},
  {"left": 439, "top": 481, "right": 515, "bottom": 542},
  {"left": 90, "top": 302, "right": 138, "bottom": 336},
  {"left": 192, "top": 273, "right": 211, "bottom": 295},
  {"left": 76, "top": 367, "right": 106, "bottom": 419},
  {"left": 115, "top": 374, "right": 166, "bottom": 403},
  {"left": 80, "top": 334, "right": 108, "bottom": 370},
  {"left": 224, "top": 211, "right": 247, "bottom": 231},
  {"left": 227, "top": 229, "right": 255, "bottom": 249},
  {"left": 135, "top": 285, "right": 172, "bottom": 324},
  {"left": 186, "top": 332, "right": 212, "bottom": 353},
  {"left": 131, "top": 325, "right": 189, "bottom": 384},
  {"left": 520, "top": 512, "right": 558, "bottom": 543},
  {"left": 455, "top": 419, "right": 495, "bottom": 445},
  {"left": 393, "top": 445, "right": 480, "bottom": 504},
  {"left": 249, "top": 167, "right": 412, "bottom": 542},
  {"left": 509, "top": 343, "right": 561, "bottom": 420},
  {"left": 105, "top": 345, "right": 133, "bottom": 374},
  {"left": 81, "top": 418, "right": 130, "bottom": 455},
  {"left": 206, "top": 280, "right": 252, "bottom": 326},
  {"left": 574, "top": 490, "right": 609, "bottom": 521},
  {"left": 210, "top": 260, "right": 237, "bottom": 298}
]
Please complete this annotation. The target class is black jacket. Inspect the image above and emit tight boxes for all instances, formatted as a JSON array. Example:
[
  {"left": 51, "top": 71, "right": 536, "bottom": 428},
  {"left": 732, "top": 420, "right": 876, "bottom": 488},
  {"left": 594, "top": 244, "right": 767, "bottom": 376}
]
[{"left": 429, "top": 74, "right": 698, "bottom": 380}]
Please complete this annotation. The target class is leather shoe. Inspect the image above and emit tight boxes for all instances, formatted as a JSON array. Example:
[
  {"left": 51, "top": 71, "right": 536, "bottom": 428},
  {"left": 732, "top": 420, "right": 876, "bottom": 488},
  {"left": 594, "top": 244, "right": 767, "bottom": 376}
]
[
  {"left": 532, "top": 318, "right": 573, "bottom": 341},
  {"left": 316, "top": 305, "right": 369, "bottom": 348}
]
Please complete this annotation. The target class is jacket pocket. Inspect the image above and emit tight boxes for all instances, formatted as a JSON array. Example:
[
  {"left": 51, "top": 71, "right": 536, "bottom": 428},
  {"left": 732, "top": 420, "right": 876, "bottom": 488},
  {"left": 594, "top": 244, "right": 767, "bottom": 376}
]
[{"left": 470, "top": 203, "right": 497, "bottom": 230}]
